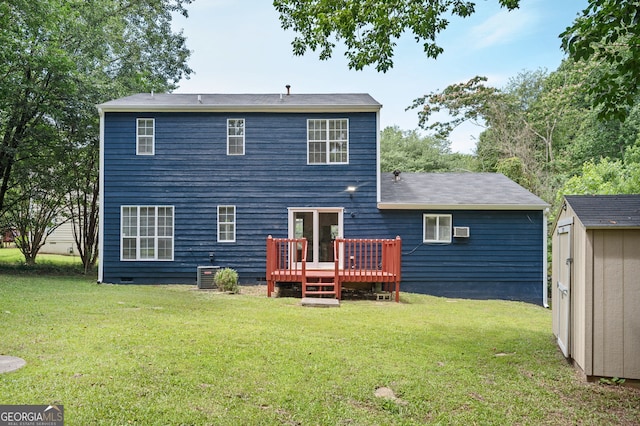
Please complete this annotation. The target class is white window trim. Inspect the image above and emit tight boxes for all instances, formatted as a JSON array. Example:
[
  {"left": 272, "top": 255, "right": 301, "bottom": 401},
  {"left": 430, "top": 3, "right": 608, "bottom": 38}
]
[
  {"left": 227, "top": 118, "right": 245, "bottom": 155},
  {"left": 423, "top": 214, "right": 452, "bottom": 244},
  {"left": 120, "top": 205, "right": 174, "bottom": 261},
  {"left": 287, "top": 207, "right": 344, "bottom": 269},
  {"left": 136, "top": 118, "right": 155, "bottom": 155},
  {"left": 306, "top": 118, "right": 349, "bottom": 165},
  {"left": 217, "top": 205, "right": 236, "bottom": 243}
]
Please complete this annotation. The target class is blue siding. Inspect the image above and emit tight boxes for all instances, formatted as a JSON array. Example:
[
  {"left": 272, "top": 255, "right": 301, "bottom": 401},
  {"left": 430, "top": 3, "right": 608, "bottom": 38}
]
[
  {"left": 102, "top": 111, "right": 381, "bottom": 284},
  {"left": 102, "top": 111, "right": 545, "bottom": 304},
  {"left": 374, "top": 210, "right": 545, "bottom": 305}
]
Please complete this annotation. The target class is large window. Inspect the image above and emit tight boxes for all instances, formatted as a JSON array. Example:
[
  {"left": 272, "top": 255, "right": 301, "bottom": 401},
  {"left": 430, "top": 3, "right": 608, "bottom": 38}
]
[
  {"left": 423, "top": 214, "right": 452, "bottom": 243},
  {"left": 218, "top": 205, "right": 236, "bottom": 242},
  {"left": 136, "top": 118, "right": 155, "bottom": 155},
  {"left": 307, "top": 119, "right": 348, "bottom": 164},
  {"left": 121, "top": 206, "right": 174, "bottom": 260},
  {"left": 227, "top": 119, "right": 245, "bottom": 155}
]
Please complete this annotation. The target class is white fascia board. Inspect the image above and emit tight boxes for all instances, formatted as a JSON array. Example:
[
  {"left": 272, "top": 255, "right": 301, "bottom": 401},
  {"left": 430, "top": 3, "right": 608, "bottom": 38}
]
[
  {"left": 97, "top": 104, "right": 381, "bottom": 114},
  {"left": 377, "top": 202, "right": 550, "bottom": 211}
]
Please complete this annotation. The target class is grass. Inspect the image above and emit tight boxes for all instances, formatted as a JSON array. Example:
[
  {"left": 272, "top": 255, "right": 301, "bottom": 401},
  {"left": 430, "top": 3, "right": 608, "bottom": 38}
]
[
  {"left": 0, "top": 247, "right": 87, "bottom": 275},
  {"left": 0, "top": 261, "right": 638, "bottom": 424}
]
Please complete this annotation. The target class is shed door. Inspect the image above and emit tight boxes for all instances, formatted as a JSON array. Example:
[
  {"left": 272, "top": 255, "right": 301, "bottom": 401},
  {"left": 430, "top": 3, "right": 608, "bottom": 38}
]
[{"left": 556, "top": 222, "right": 572, "bottom": 358}]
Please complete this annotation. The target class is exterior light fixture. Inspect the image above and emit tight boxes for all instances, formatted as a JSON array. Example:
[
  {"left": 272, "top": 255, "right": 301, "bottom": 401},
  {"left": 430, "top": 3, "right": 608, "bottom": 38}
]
[{"left": 346, "top": 186, "right": 357, "bottom": 193}]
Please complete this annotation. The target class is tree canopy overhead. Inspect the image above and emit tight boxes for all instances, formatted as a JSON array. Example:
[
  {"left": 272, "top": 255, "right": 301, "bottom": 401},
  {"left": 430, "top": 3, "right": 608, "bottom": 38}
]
[
  {"left": 273, "top": 0, "right": 519, "bottom": 72},
  {"left": 275, "top": 0, "right": 640, "bottom": 122},
  {"left": 561, "top": 0, "right": 640, "bottom": 121}
]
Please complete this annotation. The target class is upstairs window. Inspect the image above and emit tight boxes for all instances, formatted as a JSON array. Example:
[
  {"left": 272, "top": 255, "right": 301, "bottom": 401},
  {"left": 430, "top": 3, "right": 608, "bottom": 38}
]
[
  {"left": 227, "top": 119, "right": 245, "bottom": 155},
  {"left": 423, "top": 214, "right": 452, "bottom": 243},
  {"left": 121, "top": 206, "right": 174, "bottom": 260},
  {"left": 136, "top": 118, "right": 155, "bottom": 155},
  {"left": 218, "top": 205, "right": 236, "bottom": 242},
  {"left": 307, "top": 119, "right": 348, "bottom": 164}
]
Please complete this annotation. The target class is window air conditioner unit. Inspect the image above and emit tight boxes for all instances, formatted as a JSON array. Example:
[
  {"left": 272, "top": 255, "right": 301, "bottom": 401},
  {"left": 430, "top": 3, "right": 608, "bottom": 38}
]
[
  {"left": 453, "top": 227, "right": 470, "bottom": 238},
  {"left": 197, "top": 266, "right": 219, "bottom": 289}
]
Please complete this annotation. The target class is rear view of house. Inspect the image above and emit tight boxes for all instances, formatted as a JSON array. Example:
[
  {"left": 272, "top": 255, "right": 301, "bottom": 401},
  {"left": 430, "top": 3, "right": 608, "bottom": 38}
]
[{"left": 98, "top": 91, "right": 549, "bottom": 304}]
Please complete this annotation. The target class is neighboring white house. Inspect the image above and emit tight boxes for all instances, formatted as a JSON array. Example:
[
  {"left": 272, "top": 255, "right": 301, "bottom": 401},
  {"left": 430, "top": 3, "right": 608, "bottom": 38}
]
[{"left": 40, "top": 221, "right": 76, "bottom": 255}]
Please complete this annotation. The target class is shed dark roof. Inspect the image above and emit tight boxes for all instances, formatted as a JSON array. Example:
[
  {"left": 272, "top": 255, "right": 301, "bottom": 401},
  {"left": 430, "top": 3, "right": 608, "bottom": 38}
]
[
  {"left": 565, "top": 194, "right": 640, "bottom": 228},
  {"left": 379, "top": 172, "right": 548, "bottom": 210},
  {"left": 98, "top": 93, "right": 381, "bottom": 112}
]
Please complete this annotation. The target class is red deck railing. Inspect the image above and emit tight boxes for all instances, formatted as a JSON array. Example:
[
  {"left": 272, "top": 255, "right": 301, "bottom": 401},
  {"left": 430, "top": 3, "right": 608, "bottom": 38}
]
[
  {"left": 266, "top": 235, "right": 402, "bottom": 302},
  {"left": 266, "top": 236, "right": 307, "bottom": 297}
]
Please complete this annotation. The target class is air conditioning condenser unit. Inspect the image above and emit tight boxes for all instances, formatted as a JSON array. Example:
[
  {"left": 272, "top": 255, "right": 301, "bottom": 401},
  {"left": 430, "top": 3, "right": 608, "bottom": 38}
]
[{"left": 197, "top": 266, "right": 219, "bottom": 289}]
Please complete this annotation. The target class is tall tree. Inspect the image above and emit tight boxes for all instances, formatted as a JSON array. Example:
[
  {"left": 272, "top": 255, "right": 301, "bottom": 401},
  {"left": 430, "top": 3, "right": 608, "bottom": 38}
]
[
  {"left": 0, "top": 0, "right": 193, "bottom": 215},
  {"left": 3, "top": 129, "right": 69, "bottom": 265}
]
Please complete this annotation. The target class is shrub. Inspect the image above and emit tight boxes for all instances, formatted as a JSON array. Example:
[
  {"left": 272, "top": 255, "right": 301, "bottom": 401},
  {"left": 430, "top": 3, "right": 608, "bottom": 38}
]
[{"left": 214, "top": 268, "right": 239, "bottom": 293}]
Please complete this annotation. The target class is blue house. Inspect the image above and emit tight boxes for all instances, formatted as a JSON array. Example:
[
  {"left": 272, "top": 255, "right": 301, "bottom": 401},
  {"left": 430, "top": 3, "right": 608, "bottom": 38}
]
[{"left": 98, "top": 92, "right": 549, "bottom": 304}]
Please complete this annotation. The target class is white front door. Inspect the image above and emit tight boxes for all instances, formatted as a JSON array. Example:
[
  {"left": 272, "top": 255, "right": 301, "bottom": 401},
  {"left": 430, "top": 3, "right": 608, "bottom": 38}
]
[
  {"left": 289, "top": 208, "right": 343, "bottom": 268},
  {"left": 556, "top": 221, "right": 572, "bottom": 358}
]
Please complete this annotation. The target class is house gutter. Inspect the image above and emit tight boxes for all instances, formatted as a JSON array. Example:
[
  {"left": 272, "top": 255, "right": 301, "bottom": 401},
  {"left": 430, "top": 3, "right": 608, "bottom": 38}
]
[{"left": 377, "top": 202, "right": 549, "bottom": 211}]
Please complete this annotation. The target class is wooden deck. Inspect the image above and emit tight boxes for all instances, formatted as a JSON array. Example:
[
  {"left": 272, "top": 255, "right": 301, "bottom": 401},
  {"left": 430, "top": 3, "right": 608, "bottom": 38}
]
[{"left": 266, "top": 236, "right": 402, "bottom": 302}]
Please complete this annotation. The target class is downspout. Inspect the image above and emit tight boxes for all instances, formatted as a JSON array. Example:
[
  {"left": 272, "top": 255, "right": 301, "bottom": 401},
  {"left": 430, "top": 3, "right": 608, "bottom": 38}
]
[
  {"left": 543, "top": 207, "right": 549, "bottom": 308},
  {"left": 97, "top": 107, "right": 105, "bottom": 283},
  {"left": 375, "top": 108, "right": 381, "bottom": 205}
]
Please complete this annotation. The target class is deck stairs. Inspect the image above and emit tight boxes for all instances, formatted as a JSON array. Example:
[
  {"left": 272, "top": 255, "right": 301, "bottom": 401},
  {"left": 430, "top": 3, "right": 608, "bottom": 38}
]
[{"left": 303, "top": 274, "right": 337, "bottom": 298}]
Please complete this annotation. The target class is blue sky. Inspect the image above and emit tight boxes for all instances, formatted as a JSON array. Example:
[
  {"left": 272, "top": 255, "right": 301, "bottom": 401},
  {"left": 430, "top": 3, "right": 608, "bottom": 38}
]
[{"left": 172, "top": 0, "right": 588, "bottom": 154}]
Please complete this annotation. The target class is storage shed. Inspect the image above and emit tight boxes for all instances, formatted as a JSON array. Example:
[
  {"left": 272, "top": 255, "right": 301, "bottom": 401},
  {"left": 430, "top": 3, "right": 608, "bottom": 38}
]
[{"left": 552, "top": 194, "right": 640, "bottom": 381}]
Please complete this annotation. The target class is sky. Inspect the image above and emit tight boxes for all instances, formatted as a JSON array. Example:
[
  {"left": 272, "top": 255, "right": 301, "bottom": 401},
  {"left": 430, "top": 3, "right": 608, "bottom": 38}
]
[{"left": 171, "top": 0, "right": 588, "bottom": 154}]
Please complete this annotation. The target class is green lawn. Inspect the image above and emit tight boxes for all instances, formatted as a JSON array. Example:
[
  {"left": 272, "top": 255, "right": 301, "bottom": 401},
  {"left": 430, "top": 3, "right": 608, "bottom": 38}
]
[{"left": 0, "top": 273, "right": 638, "bottom": 425}]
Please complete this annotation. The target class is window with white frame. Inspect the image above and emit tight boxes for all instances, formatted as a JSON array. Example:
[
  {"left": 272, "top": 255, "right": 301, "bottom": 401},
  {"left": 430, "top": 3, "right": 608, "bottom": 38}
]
[
  {"left": 121, "top": 206, "right": 174, "bottom": 260},
  {"left": 227, "top": 119, "right": 245, "bottom": 155},
  {"left": 423, "top": 214, "right": 452, "bottom": 243},
  {"left": 218, "top": 205, "right": 236, "bottom": 242},
  {"left": 307, "top": 119, "right": 348, "bottom": 164},
  {"left": 136, "top": 118, "right": 155, "bottom": 155}
]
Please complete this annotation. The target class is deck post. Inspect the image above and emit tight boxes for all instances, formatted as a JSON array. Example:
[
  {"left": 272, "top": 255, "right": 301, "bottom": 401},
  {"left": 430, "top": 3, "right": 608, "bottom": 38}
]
[
  {"left": 266, "top": 235, "right": 274, "bottom": 297},
  {"left": 395, "top": 236, "right": 402, "bottom": 302}
]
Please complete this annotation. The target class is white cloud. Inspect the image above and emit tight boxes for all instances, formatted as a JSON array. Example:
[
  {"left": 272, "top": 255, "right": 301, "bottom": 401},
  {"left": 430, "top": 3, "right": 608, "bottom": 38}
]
[{"left": 470, "top": 8, "right": 539, "bottom": 49}]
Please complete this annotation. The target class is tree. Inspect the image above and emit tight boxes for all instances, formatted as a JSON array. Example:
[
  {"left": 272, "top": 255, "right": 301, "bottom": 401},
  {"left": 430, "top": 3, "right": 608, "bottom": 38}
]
[
  {"left": 275, "top": 0, "right": 640, "bottom": 126},
  {"left": 0, "top": 0, "right": 193, "bottom": 216},
  {"left": 3, "top": 132, "right": 69, "bottom": 265},
  {"left": 380, "top": 126, "right": 451, "bottom": 172},
  {"left": 274, "top": 0, "right": 519, "bottom": 72},
  {"left": 561, "top": 0, "right": 640, "bottom": 121}
]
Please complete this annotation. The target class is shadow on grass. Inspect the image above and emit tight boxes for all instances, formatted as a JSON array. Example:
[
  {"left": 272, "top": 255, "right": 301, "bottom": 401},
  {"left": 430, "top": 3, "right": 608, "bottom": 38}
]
[{"left": 0, "top": 262, "right": 97, "bottom": 277}]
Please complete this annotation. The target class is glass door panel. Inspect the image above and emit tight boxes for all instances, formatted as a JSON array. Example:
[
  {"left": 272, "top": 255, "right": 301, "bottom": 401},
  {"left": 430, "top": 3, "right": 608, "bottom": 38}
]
[
  {"left": 294, "top": 212, "right": 314, "bottom": 262},
  {"left": 319, "top": 212, "right": 339, "bottom": 262}
]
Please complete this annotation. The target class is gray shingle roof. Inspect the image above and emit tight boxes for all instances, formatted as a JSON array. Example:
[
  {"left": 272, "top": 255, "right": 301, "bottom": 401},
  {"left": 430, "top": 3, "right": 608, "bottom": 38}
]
[
  {"left": 98, "top": 93, "right": 381, "bottom": 112},
  {"left": 565, "top": 194, "right": 640, "bottom": 228},
  {"left": 379, "top": 172, "right": 548, "bottom": 210}
]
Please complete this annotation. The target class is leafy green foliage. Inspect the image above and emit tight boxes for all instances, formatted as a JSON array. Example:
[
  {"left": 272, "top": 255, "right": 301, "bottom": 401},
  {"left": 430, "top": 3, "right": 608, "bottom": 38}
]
[
  {"left": 561, "top": 0, "right": 640, "bottom": 121},
  {"left": 214, "top": 267, "right": 239, "bottom": 293},
  {"left": 0, "top": 0, "right": 193, "bottom": 266},
  {"left": 274, "top": 0, "right": 520, "bottom": 72}
]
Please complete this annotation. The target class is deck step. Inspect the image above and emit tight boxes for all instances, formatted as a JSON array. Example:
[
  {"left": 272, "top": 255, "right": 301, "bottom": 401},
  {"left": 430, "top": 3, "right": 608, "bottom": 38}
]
[
  {"left": 301, "top": 297, "right": 340, "bottom": 307},
  {"left": 304, "top": 290, "right": 337, "bottom": 296}
]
